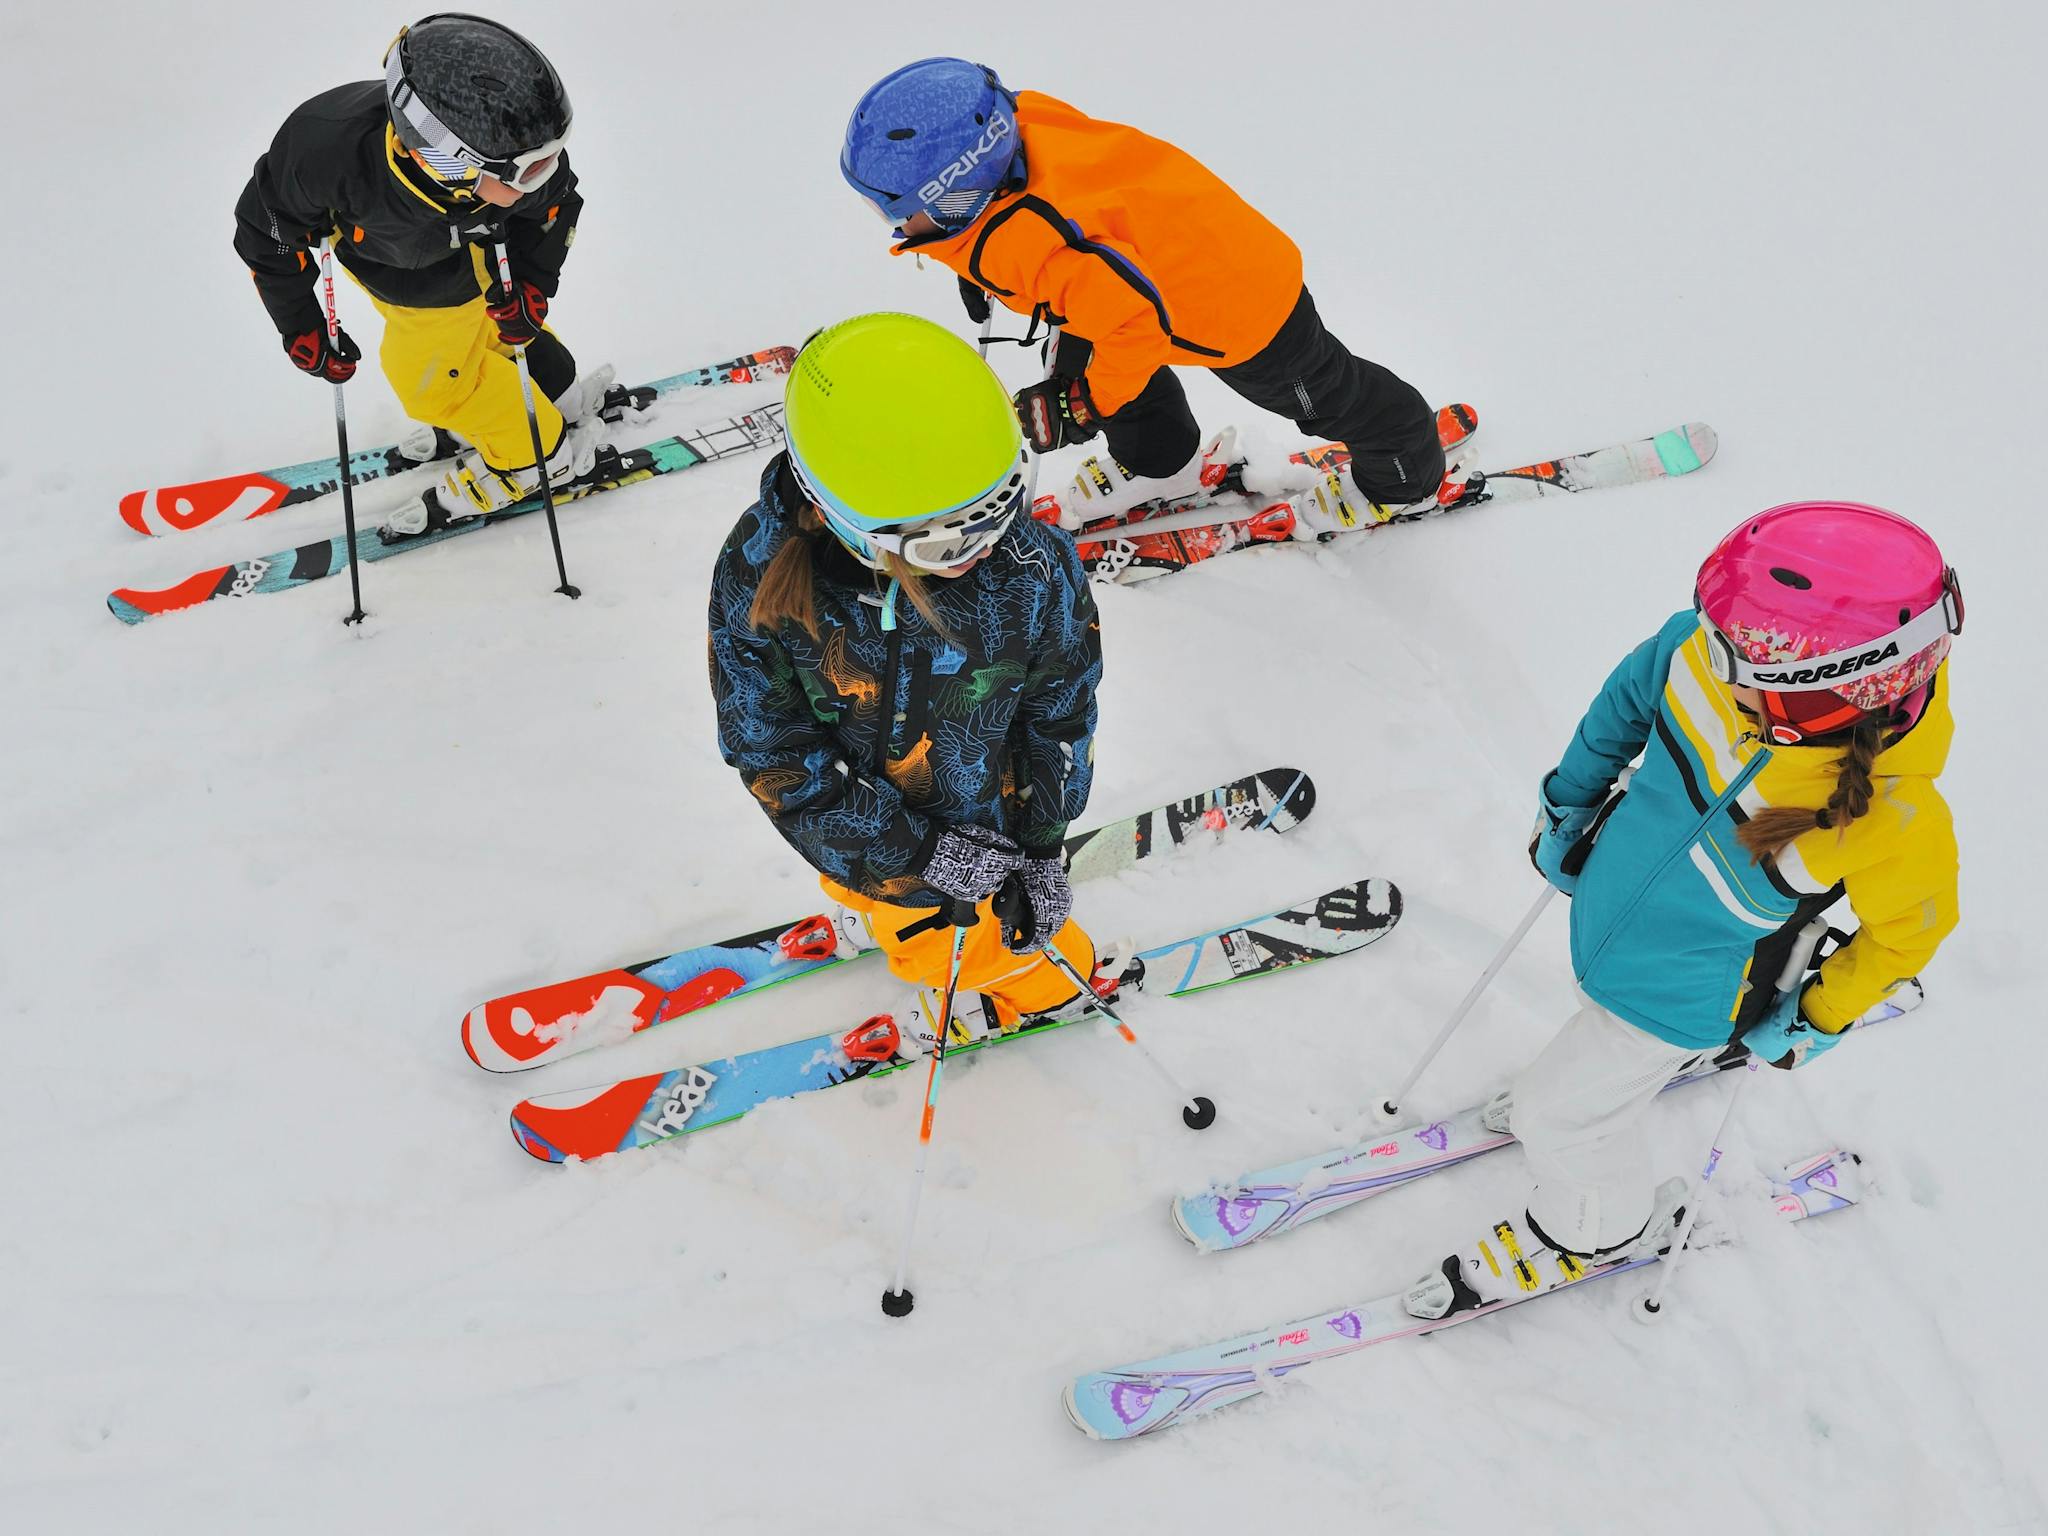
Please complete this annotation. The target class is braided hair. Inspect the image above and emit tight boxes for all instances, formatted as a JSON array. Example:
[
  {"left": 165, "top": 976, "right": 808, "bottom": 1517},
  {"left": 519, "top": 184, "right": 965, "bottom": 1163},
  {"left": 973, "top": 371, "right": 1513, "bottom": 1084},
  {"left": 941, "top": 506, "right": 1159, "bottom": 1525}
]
[{"left": 1737, "top": 714, "right": 1886, "bottom": 863}]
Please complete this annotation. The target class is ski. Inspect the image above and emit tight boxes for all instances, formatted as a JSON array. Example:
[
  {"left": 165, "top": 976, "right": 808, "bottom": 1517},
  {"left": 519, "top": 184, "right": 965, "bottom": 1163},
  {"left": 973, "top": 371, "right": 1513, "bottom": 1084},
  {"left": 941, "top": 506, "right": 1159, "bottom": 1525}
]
[
  {"left": 1174, "top": 979, "right": 1922, "bottom": 1252},
  {"left": 508, "top": 876, "right": 1400, "bottom": 1164},
  {"left": 1034, "top": 402, "right": 1477, "bottom": 535},
  {"left": 464, "top": 767, "right": 1317, "bottom": 1072},
  {"left": 117, "top": 344, "right": 797, "bottom": 536},
  {"left": 108, "top": 406, "right": 785, "bottom": 624},
  {"left": 1074, "top": 422, "right": 1718, "bottom": 585},
  {"left": 1066, "top": 1146, "right": 1860, "bottom": 1440}
]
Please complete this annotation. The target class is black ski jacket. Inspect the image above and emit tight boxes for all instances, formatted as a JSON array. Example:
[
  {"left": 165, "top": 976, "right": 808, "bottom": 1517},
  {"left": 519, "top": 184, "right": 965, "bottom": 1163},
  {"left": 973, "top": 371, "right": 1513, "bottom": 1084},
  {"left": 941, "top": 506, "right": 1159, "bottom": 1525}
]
[{"left": 232, "top": 81, "right": 581, "bottom": 336}]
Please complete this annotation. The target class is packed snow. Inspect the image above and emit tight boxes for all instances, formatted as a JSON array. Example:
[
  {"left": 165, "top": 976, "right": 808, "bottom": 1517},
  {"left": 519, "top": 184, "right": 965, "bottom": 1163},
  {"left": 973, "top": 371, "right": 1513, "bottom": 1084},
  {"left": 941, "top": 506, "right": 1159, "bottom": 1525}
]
[{"left": 4, "top": 1, "right": 2043, "bottom": 1530}]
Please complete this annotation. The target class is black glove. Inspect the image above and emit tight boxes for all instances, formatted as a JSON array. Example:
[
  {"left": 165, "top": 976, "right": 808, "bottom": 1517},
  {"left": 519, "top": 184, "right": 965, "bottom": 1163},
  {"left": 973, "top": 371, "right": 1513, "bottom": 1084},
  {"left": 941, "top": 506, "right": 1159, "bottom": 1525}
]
[
  {"left": 922, "top": 825, "right": 1024, "bottom": 903},
  {"left": 1014, "top": 375, "right": 1102, "bottom": 453},
  {"left": 994, "top": 856, "right": 1073, "bottom": 954},
  {"left": 957, "top": 276, "right": 992, "bottom": 325},
  {"left": 284, "top": 323, "right": 360, "bottom": 383},
  {"left": 486, "top": 277, "right": 550, "bottom": 346}
]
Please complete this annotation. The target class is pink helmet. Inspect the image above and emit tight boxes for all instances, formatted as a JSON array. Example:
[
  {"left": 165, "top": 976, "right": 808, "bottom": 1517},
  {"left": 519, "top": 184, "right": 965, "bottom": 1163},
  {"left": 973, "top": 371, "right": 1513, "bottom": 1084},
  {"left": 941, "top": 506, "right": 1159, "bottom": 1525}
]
[{"left": 1694, "top": 501, "right": 1963, "bottom": 744}]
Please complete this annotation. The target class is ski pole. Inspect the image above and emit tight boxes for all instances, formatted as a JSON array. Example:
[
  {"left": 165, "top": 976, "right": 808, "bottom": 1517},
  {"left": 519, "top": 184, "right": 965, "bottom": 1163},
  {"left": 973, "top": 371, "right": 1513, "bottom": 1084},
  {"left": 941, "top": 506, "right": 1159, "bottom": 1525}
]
[
  {"left": 881, "top": 899, "right": 979, "bottom": 1319},
  {"left": 491, "top": 240, "right": 579, "bottom": 600},
  {"left": 1372, "top": 884, "right": 1554, "bottom": 1124},
  {"left": 1635, "top": 915, "right": 1830, "bottom": 1321},
  {"left": 1033, "top": 941, "right": 1216, "bottom": 1130},
  {"left": 975, "top": 311, "right": 994, "bottom": 359},
  {"left": 319, "top": 240, "right": 367, "bottom": 626},
  {"left": 1374, "top": 769, "right": 1634, "bottom": 1124}
]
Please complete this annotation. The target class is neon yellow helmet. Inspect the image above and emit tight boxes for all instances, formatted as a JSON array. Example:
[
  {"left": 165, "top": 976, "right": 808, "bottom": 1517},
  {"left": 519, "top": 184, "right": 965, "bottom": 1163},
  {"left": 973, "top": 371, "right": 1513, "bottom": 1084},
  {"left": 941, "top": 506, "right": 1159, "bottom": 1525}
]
[{"left": 784, "top": 312, "right": 1032, "bottom": 570}]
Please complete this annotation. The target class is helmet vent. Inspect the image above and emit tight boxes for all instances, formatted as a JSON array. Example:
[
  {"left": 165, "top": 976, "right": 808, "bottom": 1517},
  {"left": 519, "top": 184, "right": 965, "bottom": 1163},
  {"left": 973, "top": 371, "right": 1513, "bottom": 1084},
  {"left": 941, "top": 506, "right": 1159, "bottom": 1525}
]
[
  {"left": 1769, "top": 567, "right": 1812, "bottom": 590},
  {"left": 887, "top": 128, "right": 915, "bottom": 140}
]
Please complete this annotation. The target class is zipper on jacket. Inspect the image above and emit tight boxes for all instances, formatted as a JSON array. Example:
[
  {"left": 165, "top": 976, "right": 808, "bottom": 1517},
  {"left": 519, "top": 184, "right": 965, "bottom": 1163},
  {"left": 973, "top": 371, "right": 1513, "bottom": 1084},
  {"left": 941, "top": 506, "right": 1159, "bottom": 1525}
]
[{"left": 1581, "top": 746, "right": 1771, "bottom": 977}]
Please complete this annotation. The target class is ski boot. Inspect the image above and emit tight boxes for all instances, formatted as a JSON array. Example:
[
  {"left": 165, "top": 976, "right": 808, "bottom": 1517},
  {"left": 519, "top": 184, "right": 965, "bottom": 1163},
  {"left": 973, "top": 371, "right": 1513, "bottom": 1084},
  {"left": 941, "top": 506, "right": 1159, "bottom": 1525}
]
[
  {"left": 1286, "top": 404, "right": 1483, "bottom": 540},
  {"left": 1034, "top": 429, "right": 1245, "bottom": 531},
  {"left": 1286, "top": 463, "right": 1481, "bottom": 541},
  {"left": 1403, "top": 1177, "right": 1688, "bottom": 1321},
  {"left": 395, "top": 421, "right": 464, "bottom": 468},
  {"left": 990, "top": 936, "right": 1145, "bottom": 1037},
  {"left": 378, "top": 364, "right": 616, "bottom": 542}
]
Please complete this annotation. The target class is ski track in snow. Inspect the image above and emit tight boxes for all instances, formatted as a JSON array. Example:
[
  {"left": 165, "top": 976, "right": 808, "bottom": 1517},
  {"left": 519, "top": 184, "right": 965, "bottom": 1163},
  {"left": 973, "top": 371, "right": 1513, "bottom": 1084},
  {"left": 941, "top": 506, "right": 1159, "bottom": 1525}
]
[{"left": 4, "top": 1, "right": 2045, "bottom": 1531}]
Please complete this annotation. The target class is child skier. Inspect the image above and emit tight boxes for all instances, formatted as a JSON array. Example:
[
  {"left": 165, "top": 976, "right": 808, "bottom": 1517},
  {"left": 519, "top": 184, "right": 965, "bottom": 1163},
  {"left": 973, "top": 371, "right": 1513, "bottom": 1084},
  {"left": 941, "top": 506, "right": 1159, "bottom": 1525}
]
[
  {"left": 708, "top": 312, "right": 1116, "bottom": 1051},
  {"left": 232, "top": 14, "right": 613, "bottom": 539},
  {"left": 839, "top": 58, "right": 1448, "bottom": 534},
  {"left": 1407, "top": 501, "right": 1963, "bottom": 1319}
]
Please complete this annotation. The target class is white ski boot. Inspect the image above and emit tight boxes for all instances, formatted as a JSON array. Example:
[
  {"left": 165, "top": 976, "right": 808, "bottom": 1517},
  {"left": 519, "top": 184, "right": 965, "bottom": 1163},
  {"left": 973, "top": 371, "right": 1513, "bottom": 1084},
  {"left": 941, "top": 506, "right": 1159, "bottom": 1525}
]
[
  {"left": 396, "top": 421, "right": 462, "bottom": 465},
  {"left": 1286, "top": 404, "right": 1483, "bottom": 540},
  {"left": 1403, "top": 1177, "right": 1689, "bottom": 1320},
  {"left": 1481, "top": 1087, "right": 1513, "bottom": 1135},
  {"left": 1035, "top": 428, "right": 1244, "bottom": 531},
  {"left": 1286, "top": 464, "right": 1477, "bottom": 541},
  {"left": 379, "top": 365, "right": 615, "bottom": 540}
]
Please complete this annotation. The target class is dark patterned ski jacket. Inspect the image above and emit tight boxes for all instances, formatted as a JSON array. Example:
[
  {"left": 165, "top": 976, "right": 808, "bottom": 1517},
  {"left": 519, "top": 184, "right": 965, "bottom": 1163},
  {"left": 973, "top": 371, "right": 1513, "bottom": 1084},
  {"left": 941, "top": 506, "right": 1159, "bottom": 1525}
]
[
  {"left": 710, "top": 458, "right": 1102, "bottom": 905},
  {"left": 232, "top": 81, "right": 580, "bottom": 336}
]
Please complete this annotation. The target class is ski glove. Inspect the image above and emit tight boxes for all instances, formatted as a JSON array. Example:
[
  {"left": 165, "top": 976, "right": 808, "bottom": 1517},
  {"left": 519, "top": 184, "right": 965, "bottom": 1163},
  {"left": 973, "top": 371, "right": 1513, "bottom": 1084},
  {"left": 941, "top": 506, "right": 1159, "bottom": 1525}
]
[
  {"left": 922, "top": 824, "right": 1025, "bottom": 904},
  {"left": 1740, "top": 986, "right": 1847, "bottom": 1070},
  {"left": 284, "top": 323, "right": 360, "bottom": 383},
  {"left": 487, "top": 278, "right": 550, "bottom": 347},
  {"left": 1528, "top": 772, "right": 1602, "bottom": 895},
  {"left": 1015, "top": 375, "right": 1102, "bottom": 453},
  {"left": 957, "top": 275, "right": 992, "bottom": 325},
  {"left": 996, "top": 856, "right": 1073, "bottom": 955}
]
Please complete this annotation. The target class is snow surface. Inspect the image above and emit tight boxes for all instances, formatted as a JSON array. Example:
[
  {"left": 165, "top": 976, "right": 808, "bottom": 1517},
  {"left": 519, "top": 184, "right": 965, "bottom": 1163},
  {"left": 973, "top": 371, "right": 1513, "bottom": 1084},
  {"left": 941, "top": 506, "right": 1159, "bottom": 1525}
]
[{"left": 5, "top": 1, "right": 2045, "bottom": 1530}]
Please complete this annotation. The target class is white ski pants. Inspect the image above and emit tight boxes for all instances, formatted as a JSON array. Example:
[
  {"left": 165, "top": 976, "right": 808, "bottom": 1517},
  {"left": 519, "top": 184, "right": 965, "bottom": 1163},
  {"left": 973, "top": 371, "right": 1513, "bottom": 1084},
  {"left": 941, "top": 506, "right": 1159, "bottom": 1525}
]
[{"left": 1514, "top": 994, "right": 1706, "bottom": 1256}]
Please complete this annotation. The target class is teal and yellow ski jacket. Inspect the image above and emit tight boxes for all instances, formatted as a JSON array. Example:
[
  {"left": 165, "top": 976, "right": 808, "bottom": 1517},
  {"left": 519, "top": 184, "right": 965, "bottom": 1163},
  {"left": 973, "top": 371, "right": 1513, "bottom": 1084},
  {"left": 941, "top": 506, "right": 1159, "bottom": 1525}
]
[{"left": 1552, "top": 610, "right": 1959, "bottom": 1050}]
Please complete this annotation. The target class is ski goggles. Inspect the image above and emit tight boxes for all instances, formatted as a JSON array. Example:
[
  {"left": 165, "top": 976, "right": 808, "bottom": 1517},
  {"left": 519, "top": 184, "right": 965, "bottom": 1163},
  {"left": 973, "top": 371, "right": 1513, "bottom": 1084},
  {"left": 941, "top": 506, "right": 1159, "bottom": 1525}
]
[
  {"left": 791, "top": 443, "right": 1033, "bottom": 572},
  {"left": 385, "top": 48, "right": 570, "bottom": 193},
  {"left": 1694, "top": 566, "right": 1964, "bottom": 695}
]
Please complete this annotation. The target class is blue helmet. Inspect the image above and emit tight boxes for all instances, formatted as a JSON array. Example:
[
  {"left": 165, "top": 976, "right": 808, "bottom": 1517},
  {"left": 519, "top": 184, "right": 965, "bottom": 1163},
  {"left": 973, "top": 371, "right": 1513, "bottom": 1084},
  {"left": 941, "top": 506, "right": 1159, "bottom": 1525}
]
[{"left": 840, "top": 58, "right": 1022, "bottom": 234}]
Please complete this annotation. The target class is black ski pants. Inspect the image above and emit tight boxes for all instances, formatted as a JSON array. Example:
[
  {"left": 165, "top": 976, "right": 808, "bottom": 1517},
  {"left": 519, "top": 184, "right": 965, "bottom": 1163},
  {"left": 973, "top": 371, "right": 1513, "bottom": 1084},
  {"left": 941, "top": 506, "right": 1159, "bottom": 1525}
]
[{"left": 1054, "top": 287, "right": 1443, "bottom": 504}]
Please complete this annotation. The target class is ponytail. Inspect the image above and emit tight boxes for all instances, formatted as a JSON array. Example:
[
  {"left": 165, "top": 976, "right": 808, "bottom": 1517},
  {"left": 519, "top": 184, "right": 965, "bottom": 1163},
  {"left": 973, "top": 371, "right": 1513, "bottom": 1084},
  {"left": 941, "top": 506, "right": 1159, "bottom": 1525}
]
[
  {"left": 749, "top": 506, "right": 824, "bottom": 639},
  {"left": 1737, "top": 715, "right": 1886, "bottom": 863},
  {"left": 748, "top": 498, "right": 957, "bottom": 645}
]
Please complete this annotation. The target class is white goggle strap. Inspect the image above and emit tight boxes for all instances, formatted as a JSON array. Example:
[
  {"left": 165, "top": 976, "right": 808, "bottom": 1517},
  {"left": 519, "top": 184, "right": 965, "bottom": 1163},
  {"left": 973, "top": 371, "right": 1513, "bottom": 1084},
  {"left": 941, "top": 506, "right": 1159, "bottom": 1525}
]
[
  {"left": 1697, "top": 569, "right": 1964, "bottom": 690},
  {"left": 387, "top": 46, "right": 566, "bottom": 190},
  {"left": 387, "top": 48, "right": 475, "bottom": 168}
]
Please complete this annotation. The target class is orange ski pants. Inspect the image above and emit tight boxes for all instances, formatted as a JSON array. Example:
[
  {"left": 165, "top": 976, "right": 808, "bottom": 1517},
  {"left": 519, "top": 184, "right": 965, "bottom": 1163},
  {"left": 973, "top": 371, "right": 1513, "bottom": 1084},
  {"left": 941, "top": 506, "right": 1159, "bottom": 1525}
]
[{"left": 821, "top": 877, "right": 1094, "bottom": 1031}]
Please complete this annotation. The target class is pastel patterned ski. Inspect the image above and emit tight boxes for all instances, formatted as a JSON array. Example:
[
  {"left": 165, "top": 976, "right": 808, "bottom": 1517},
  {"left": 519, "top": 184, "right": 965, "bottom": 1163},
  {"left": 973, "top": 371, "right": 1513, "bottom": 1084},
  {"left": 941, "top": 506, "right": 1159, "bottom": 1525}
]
[
  {"left": 463, "top": 768, "right": 1317, "bottom": 1072},
  {"left": 1174, "top": 979, "right": 1919, "bottom": 1252},
  {"left": 1077, "top": 422, "right": 1718, "bottom": 584},
  {"left": 117, "top": 345, "right": 797, "bottom": 535},
  {"left": 108, "top": 407, "right": 785, "bottom": 624},
  {"left": 1066, "top": 1147, "right": 1861, "bottom": 1440},
  {"left": 508, "top": 877, "right": 1400, "bottom": 1163}
]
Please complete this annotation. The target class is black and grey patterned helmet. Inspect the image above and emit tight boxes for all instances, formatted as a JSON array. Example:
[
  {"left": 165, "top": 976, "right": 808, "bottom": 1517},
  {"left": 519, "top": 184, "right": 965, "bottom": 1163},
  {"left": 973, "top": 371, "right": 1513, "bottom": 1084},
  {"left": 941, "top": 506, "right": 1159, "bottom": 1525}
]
[{"left": 385, "top": 13, "right": 571, "bottom": 183}]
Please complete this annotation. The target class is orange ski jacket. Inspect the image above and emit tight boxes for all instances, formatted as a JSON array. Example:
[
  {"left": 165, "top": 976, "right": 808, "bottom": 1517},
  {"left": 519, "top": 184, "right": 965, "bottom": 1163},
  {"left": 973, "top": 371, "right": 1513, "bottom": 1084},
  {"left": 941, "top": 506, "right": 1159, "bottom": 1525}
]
[{"left": 901, "top": 92, "right": 1304, "bottom": 416}]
